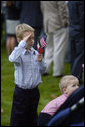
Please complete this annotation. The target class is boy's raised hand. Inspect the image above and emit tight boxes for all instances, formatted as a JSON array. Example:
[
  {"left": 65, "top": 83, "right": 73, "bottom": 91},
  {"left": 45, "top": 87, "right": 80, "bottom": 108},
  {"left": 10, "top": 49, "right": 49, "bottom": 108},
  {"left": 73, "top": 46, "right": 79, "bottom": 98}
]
[{"left": 23, "top": 33, "right": 31, "bottom": 42}]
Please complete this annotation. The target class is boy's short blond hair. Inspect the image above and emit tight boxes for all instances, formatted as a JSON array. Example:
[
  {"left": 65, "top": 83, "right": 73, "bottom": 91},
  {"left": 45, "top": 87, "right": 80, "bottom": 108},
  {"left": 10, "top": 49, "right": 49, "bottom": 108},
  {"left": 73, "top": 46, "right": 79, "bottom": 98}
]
[
  {"left": 16, "top": 23, "right": 35, "bottom": 39},
  {"left": 59, "top": 75, "right": 79, "bottom": 93}
]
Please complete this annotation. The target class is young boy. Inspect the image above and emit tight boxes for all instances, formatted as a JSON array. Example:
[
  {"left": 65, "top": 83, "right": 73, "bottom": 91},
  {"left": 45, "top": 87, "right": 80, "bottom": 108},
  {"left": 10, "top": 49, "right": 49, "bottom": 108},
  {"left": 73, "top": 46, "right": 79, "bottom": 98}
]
[
  {"left": 41, "top": 75, "right": 79, "bottom": 115},
  {"left": 9, "top": 23, "right": 47, "bottom": 126},
  {"left": 38, "top": 75, "right": 79, "bottom": 125}
]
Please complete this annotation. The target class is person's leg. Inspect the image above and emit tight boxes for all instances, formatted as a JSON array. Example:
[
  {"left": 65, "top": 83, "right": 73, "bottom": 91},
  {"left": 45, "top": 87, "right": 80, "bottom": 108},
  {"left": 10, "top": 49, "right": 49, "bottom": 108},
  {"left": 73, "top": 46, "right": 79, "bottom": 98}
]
[
  {"left": 71, "top": 40, "right": 84, "bottom": 84},
  {"left": 44, "top": 33, "right": 54, "bottom": 73},
  {"left": 10, "top": 86, "right": 29, "bottom": 126},
  {"left": 10, "top": 36, "right": 16, "bottom": 52},
  {"left": 33, "top": 28, "right": 42, "bottom": 50},
  {"left": 70, "top": 39, "right": 76, "bottom": 69},
  {"left": 65, "top": 40, "right": 71, "bottom": 63},
  {"left": 10, "top": 86, "right": 40, "bottom": 126},
  {"left": 27, "top": 87, "right": 40, "bottom": 126},
  {"left": 6, "top": 35, "right": 16, "bottom": 56},
  {"left": 6, "top": 36, "right": 11, "bottom": 56},
  {"left": 53, "top": 27, "right": 68, "bottom": 76}
]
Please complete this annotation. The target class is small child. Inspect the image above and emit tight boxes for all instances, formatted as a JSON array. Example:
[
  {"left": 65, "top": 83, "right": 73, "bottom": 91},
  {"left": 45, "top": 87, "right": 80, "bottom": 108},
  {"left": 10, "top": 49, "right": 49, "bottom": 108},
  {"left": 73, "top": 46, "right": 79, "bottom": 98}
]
[
  {"left": 38, "top": 75, "right": 79, "bottom": 125},
  {"left": 9, "top": 23, "right": 47, "bottom": 126}
]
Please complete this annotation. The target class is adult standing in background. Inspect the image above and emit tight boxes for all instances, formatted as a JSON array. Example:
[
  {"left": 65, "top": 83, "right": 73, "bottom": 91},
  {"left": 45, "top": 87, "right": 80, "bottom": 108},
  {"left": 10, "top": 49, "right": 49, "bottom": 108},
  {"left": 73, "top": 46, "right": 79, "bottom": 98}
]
[
  {"left": 40, "top": 1, "right": 69, "bottom": 77},
  {"left": 5, "top": 1, "right": 20, "bottom": 56},
  {"left": 68, "top": 1, "right": 84, "bottom": 84},
  {"left": 1, "top": 1, "right": 6, "bottom": 40},
  {"left": 65, "top": 1, "right": 71, "bottom": 63},
  {"left": 16, "top": 1, "right": 43, "bottom": 50}
]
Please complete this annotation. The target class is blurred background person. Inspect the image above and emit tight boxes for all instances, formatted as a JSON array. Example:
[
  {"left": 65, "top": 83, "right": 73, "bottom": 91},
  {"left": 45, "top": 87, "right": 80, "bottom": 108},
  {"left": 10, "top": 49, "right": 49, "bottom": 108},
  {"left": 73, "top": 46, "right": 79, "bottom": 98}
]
[
  {"left": 68, "top": 1, "right": 84, "bottom": 84},
  {"left": 40, "top": 1, "right": 69, "bottom": 77},
  {"left": 5, "top": 1, "right": 20, "bottom": 56},
  {"left": 64, "top": 1, "right": 71, "bottom": 63},
  {"left": 1, "top": 1, "right": 6, "bottom": 41},
  {"left": 16, "top": 1, "right": 43, "bottom": 50}
]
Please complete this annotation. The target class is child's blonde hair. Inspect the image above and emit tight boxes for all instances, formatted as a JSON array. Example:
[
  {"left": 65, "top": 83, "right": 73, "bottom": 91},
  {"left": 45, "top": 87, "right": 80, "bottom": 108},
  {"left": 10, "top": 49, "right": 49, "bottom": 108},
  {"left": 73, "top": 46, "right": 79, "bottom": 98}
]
[
  {"left": 59, "top": 75, "right": 79, "bottom": 93},
  {"left": 16, "top": 23, "right": 35, "bottom": 39}
]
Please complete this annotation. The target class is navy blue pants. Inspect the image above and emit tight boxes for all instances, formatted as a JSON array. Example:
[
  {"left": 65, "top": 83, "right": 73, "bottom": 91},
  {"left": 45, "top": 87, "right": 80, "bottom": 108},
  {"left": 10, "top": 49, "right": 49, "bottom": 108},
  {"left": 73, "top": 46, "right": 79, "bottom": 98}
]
[
  {"left": 10, "top": 85, "right": 40, "bottom": 126},
  {"left": 70, "top": 39, "right": 84, "bottom": 84}
]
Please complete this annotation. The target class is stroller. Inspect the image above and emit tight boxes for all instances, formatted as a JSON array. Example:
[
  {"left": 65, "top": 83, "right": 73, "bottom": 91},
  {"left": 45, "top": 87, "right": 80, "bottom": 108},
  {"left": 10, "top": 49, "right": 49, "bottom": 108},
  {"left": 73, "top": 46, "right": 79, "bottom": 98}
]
[{"left": 38, "top": 85, "right": 84, "bottom": 126}]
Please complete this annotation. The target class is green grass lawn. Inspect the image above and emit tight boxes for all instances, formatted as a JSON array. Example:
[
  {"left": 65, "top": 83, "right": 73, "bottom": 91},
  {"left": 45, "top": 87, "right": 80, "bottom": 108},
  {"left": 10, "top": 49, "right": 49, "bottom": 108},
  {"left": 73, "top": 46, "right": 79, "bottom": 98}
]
[{"left": 1, "top": 43, "right": 71, "bottom": 126}]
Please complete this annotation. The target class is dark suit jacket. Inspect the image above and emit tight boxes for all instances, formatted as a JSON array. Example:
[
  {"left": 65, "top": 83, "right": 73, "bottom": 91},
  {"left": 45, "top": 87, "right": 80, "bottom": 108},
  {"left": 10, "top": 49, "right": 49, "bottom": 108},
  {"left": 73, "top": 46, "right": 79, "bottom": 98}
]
[
  {"left": 16, "top": 1, "right": 43, "bottom": 28},
  {"left": 68, "top": 1, "right": 84, "bottom": 40}
]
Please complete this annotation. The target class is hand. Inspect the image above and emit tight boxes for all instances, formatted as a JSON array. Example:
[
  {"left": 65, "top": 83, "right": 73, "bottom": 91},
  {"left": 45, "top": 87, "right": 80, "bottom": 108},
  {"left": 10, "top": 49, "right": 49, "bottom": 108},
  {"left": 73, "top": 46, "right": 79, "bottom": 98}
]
[
  {"left": 23, "top": 34, "right": 31, "bottom": 42},
  {"left": 37, "top": 54, "right": 43, "bottom": 62}
]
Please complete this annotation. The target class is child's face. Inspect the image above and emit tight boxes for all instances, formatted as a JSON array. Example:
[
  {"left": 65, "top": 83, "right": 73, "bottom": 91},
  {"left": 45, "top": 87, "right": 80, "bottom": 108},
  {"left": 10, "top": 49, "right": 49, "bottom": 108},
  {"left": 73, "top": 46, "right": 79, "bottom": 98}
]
[
  {"left": 63, "top": 83, "right": 79, "bottom": 96},
  {"left": 23, "top": 31, "right": 34, "bottom": 49}
]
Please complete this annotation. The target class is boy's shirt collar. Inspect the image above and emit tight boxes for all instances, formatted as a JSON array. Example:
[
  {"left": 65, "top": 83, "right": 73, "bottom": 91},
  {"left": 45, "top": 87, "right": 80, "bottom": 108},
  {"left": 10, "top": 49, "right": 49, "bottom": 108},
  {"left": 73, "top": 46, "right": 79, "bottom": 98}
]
[{"left": 22, "top": 47, "right": 36, "bottom": 55}]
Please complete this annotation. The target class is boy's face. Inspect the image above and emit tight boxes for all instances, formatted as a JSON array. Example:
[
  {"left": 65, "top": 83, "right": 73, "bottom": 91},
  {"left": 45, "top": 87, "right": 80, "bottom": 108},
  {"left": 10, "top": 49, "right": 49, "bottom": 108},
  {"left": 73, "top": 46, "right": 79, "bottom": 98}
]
[
  {"left": 23, "top": 31, "right": 34, "bottom": 49},
  {"left": 63, "top": 83, "right": 79, "bottom": 96}
]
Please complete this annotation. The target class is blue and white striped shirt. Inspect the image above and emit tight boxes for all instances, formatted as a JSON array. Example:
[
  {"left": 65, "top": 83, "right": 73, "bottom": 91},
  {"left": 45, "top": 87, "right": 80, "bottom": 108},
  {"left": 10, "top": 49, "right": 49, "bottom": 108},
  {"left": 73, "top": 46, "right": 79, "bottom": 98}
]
[{"left": 9, "top": 40, "right": 47, "bottom": 89}]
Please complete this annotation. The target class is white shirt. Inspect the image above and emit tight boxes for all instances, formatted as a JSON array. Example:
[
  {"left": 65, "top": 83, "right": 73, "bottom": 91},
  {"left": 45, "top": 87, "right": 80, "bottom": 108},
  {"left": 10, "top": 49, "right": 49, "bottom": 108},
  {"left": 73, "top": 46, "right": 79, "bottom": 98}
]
[{"left": 9, "top": 40, "right": 47, "bottom": 89}]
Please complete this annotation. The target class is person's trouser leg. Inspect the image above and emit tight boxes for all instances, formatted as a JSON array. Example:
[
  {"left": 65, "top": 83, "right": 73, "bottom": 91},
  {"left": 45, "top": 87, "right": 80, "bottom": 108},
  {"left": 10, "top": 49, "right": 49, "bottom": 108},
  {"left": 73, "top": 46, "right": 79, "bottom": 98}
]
[
  {"left": 33, "top": 28, "right": 42, "bottom": 50},
  {"left": 53, "top": 27, "right": 68, "bottom": 76},
  {"left": 44, "top": 33, "right": 54, "bottom": 73},
  {"left": 71, "top": 39, "right": 84, "bottom": 84},
  {"left": 10, "top": 86, "right": 40, "bottom": 126}
]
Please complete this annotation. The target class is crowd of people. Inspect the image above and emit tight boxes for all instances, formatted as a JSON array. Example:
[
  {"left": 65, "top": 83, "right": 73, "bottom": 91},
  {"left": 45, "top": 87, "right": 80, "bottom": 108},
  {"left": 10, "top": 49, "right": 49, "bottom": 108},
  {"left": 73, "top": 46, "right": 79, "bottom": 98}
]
[{"left": 1, "top": 1, "right": 84, "bottom": 126}]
